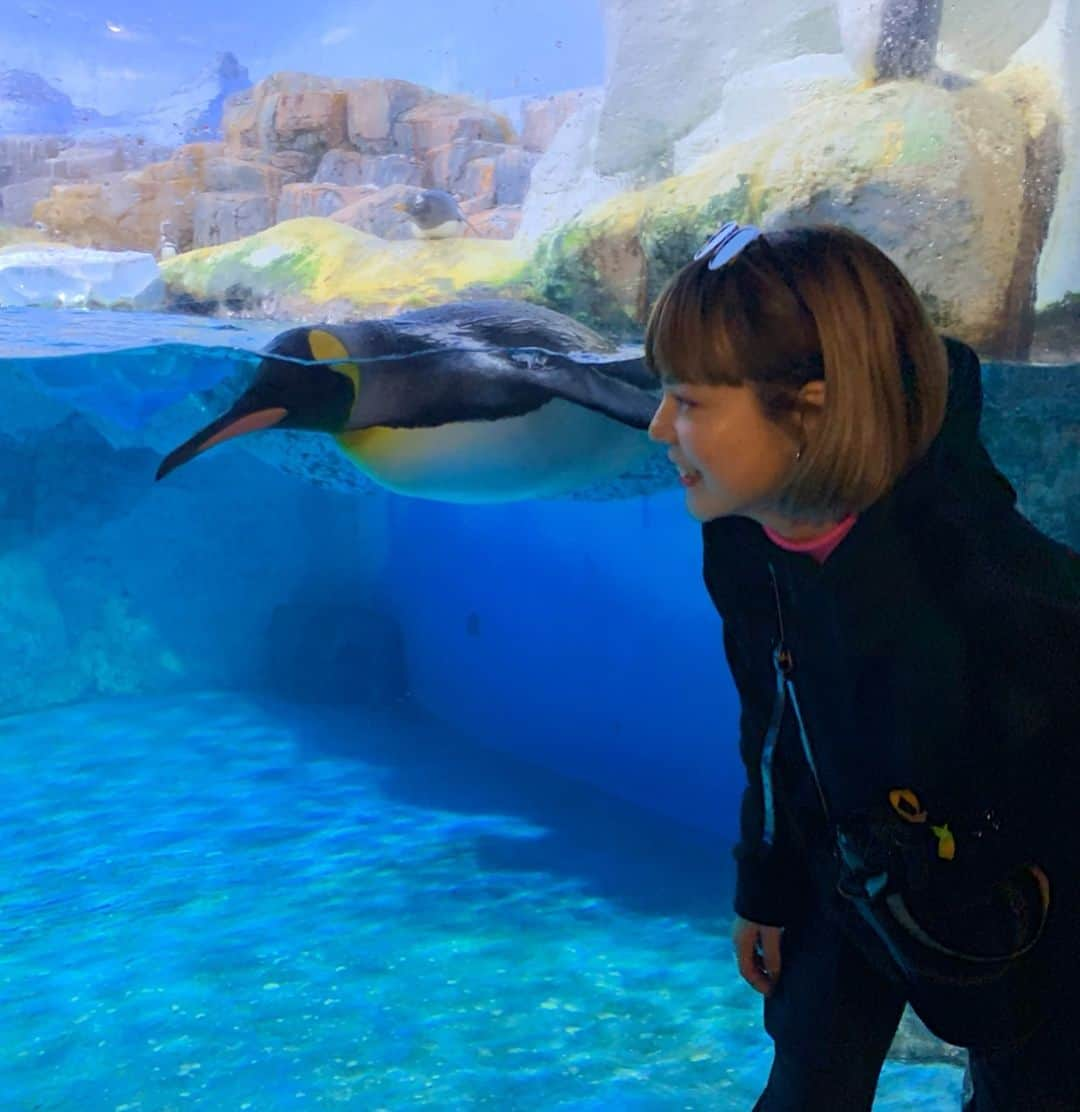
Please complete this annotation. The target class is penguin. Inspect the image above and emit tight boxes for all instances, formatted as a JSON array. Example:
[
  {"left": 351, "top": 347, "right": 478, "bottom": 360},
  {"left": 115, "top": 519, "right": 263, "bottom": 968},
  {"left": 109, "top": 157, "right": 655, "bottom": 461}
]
[
  {"left": 155, "top": 299, "right": 661, "bottom": 503},
  {"left": 158, "top": 220, "right": 178, "bottom": 260},
  {"left": 838, "top": 0, "right": 944, "bottom": 83},
  {"left": 394, "top": 189, "right": 478, "bottom": 239}
]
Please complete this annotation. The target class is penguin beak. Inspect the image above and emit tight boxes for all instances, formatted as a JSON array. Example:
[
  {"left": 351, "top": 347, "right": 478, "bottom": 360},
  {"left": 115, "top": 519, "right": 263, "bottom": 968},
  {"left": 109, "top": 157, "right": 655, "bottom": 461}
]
[
  {"left": 155, "top": 332, "right": 358, "bottom": 482},
  {"left": 155, "top": 404, "right": 289, "bottom": 480}
]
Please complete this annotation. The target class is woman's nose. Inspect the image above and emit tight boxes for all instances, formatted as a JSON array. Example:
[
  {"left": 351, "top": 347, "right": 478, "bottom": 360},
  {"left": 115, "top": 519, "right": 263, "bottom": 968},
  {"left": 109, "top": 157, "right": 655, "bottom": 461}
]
[{"left": 648, "top": 396, "right": 672, "bottom": 443}]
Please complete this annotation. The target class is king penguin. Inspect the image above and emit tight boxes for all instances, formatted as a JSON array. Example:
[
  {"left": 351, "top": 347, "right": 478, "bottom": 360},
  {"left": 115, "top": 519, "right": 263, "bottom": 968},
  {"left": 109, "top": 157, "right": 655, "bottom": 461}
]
[{"left": 155, "top": 299, "right": 661, "bottom": 503}]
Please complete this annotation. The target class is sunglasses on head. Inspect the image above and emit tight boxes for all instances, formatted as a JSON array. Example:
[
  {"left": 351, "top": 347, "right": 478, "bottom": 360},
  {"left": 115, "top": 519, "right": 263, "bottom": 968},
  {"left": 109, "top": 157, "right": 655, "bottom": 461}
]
[{"left": 693, "top": 221, "right": 763, "bottom": 269}]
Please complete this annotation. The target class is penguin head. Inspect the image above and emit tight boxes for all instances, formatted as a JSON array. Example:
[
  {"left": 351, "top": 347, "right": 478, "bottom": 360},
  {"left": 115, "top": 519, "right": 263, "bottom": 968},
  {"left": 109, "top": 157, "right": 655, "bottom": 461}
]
[
  {"left": 155, "top": 327, "right": 359, "bottom": 481},
  {"left": 394, "top": 189, "right": 463, "bottom": 230}
]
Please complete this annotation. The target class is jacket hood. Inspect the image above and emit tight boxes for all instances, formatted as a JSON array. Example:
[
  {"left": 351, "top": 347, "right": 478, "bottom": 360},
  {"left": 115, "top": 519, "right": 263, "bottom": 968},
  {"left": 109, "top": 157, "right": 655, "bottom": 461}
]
[{"left": 897, "top": 336, "right": 1018, "bottom": 516}]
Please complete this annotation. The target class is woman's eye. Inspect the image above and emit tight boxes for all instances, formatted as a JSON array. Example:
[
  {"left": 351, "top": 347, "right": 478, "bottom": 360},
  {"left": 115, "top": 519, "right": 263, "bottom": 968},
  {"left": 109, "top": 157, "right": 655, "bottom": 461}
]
[{"left": 673, "top": 394, "right": 696, "bottom": 411}]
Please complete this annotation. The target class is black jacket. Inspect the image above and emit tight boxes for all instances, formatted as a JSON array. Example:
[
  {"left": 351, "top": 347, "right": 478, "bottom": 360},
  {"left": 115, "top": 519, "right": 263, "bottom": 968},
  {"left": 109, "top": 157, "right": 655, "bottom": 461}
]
[{"left": 702, "top": 338, "right": 1080, "bottom": 928}]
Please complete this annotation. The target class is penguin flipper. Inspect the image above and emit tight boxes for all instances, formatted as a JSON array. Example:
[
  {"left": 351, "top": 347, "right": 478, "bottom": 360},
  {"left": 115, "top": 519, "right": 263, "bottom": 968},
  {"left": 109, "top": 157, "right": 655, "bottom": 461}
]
[{"left": 505, "top": 349, "right": 660, "bottom": 430}]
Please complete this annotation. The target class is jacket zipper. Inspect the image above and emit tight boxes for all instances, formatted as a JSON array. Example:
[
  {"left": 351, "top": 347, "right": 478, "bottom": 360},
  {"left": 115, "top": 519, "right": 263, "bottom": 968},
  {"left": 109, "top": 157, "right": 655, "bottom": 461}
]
[{"left": 760, "top": 562, "right": 831, "bottom": 845}]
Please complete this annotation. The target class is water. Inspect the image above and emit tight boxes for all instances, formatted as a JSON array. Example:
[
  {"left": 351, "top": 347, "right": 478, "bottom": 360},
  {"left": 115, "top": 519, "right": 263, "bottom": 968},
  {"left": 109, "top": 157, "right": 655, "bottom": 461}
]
[
  {"left": 0, "top": 307, "right": 284, "bottom": 431},
  {"left": 0, "top": 307, "right": 285, "bottom": 359},
  {"left": 0, "top": 308, "right": 969, "bottom": 1108},
  {"left": 0, "top": 694, "right": 964, "bottom": 1110}
]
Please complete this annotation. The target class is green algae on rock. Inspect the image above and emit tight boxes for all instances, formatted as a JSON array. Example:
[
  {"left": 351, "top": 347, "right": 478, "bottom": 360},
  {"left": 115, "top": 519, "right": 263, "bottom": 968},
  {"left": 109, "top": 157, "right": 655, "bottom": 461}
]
[
  {"left": 529, "top": 71, "right": 1061, "bottom": 358},
  {"left": 160, "top": 216, "right": 531, "bottom": 318}
]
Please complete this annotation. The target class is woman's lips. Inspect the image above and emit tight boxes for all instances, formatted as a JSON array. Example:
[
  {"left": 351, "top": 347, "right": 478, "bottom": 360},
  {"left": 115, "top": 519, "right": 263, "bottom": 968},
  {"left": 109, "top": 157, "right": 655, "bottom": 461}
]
[{"left": 669, "top": 455, "right": 702, "bottom": 488}]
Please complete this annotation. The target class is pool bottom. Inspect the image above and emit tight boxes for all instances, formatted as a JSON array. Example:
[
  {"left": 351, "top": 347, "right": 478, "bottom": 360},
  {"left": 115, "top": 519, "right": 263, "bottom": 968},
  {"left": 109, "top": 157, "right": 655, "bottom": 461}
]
[{"left": 0, "top": 693, "right": 964, "bottom": 1109}]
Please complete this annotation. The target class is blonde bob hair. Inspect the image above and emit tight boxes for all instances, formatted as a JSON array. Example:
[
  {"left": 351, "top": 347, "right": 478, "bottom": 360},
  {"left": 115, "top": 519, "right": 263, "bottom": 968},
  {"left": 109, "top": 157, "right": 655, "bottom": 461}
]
[{"left": 644, "top": 224, "right": 950, "bottom": 522}]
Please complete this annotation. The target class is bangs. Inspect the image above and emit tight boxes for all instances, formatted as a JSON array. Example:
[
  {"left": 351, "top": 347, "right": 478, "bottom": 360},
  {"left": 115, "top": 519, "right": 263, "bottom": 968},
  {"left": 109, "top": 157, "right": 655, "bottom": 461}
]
[
  {"left": 644, "top": 257, "right": 752, "bottom": 386},
  {"left": 644, "top": 245, "right": 821, "bottom": 390}
]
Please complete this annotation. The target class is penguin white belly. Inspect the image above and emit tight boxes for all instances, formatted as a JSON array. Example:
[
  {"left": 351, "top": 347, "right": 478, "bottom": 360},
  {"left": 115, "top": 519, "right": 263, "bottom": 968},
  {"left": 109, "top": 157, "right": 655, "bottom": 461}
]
[
  {"left": 414, "top": 219, "right": 466, "bottom": 239},
  {"left": 335, "top": 400, "right": 654, "bottom": 503}
]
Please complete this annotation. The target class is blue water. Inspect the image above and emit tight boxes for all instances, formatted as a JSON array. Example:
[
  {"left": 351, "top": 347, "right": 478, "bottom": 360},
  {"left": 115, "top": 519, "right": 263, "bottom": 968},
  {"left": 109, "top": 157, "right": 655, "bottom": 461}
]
[
  {"left": 0, "top": 307, "right": 284, "bottom": 430},
  {"left": 0, "top": 694, "right": 964, "bottom": 1109},
  {"left": 0, "top": 307, "right": 285, "bottom": 358},
  {"left": 0, "top": 308, "right": 970, "bottom": 1107}
]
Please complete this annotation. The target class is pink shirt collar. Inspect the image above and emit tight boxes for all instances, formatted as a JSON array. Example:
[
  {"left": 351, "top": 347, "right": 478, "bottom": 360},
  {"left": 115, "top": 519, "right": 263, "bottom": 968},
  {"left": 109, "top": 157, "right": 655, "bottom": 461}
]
[{"left": 762, "top": 513, "right": 859, "bottom": 564}]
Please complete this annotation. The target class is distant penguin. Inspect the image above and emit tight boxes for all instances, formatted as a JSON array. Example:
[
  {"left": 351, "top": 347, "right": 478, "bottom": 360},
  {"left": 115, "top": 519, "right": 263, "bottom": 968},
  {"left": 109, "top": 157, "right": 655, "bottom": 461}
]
[
  {"left": 838, "top": 0, "right": 944, "bottom": 82},
  {"left": 394, "top": 189, "right": 478, "bottom": 239},
  {"left": 157, "top": 220, "right": 178, "bottom": 260},
  {"left": 155, "top": 299, "right": 660, "bottom": 503}
]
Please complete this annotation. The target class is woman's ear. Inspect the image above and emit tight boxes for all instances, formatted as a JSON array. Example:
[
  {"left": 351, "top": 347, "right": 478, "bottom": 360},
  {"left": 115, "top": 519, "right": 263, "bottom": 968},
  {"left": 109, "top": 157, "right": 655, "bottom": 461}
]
[
  {"left": 797, "top": 380, "right": 827, "bottom": 436},
  {"left": 798, "top": 380, "right": 827, "bottom": 411}
]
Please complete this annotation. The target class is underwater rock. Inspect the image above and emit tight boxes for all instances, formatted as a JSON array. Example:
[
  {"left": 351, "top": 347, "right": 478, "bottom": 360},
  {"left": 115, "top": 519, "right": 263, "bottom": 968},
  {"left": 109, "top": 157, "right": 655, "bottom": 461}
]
[
  {"left": 533, "top": 72, "right": 1062, "bottom": 358},
  {"left": 159, "top": 216, "right": 529, "bottom": 317},
  {"left": 0, "top": 550, "right": 83, "bottom": 715},
  {"left": 0, "top": 244, "right": 165, "bottom": 309},
  {"left": 75, "top": 593, "right": 185, "bottom": 698},
  {"left": 0, "top": 415, "right": 156, "bottom": 540}
]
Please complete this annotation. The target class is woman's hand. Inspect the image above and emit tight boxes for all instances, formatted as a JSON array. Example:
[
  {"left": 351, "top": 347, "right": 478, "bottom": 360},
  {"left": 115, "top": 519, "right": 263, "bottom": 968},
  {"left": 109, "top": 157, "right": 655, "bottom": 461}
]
[{"left": 732, "top": 915, "right": 784, "bottom": 995}]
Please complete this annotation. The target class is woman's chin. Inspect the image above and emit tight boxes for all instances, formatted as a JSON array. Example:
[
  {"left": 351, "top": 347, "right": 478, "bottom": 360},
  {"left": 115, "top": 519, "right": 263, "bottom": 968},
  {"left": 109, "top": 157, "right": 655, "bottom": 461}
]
[{"left": 684, "top": 486, "right": 724, "bottom": 522}]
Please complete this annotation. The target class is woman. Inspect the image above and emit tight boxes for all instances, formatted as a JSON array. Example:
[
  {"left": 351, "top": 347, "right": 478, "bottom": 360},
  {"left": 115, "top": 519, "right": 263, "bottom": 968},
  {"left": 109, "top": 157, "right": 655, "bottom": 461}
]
[{"left": 645, "top": 222, "right": 1080, "bottom": 1110}]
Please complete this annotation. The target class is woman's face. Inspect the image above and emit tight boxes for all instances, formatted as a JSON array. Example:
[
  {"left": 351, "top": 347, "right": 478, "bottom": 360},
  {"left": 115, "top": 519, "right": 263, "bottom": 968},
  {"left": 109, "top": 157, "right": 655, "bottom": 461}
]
[{"left": 648, "top": 379, "right": 807, "bottom": 529}]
